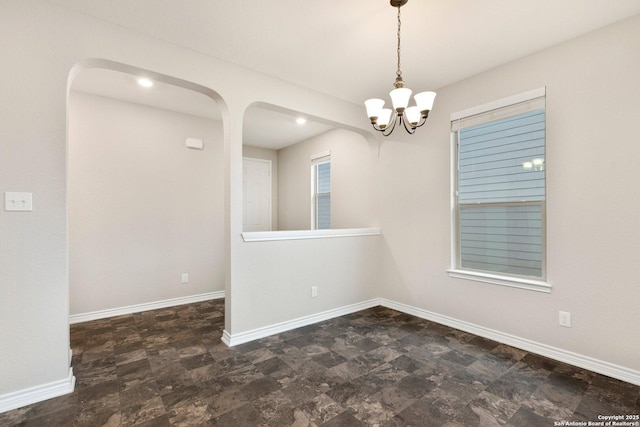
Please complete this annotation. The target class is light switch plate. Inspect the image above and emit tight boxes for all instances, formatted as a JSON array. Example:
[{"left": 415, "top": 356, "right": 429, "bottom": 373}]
[{"left": 5, "top": 192, "right": 33, "bottom": 211}]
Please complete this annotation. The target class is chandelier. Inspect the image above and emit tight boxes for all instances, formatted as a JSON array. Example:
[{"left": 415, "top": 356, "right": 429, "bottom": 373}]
[{"left": 364, "top": 0, "right": 436, "bottom": 136}]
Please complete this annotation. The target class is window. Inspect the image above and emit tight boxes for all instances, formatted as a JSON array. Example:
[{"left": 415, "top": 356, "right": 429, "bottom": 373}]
[
  {"left": 312, "top": 155, "right": 331, "bottom": 230},
  {"left": 449, "top": 88, "right": 549, "bottom": 291}
]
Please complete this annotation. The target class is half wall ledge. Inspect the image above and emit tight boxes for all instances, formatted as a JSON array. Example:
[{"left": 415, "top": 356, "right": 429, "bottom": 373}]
[{"left": 241, "top": 227, "right": 381, "bottom": 242}]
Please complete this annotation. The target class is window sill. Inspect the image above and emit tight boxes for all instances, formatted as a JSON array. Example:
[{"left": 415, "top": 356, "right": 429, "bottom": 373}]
[
  {"left": 447, "top": 269, "right": 551, "bottom": 293},
  {"left": 242, "top": 227, "right": 381, "bottom": 242}
]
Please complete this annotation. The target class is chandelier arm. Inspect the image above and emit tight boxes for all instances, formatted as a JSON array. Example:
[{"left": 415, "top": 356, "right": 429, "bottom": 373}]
[
  {"left": 382, "top": 113, "right": 399, "bottom": 137},
  {"left": 400, "top": 114, "right": 417, "bottom": 134},
  {"left": 370, "top": 112, "right": 398, "bottom": 134},
  {"left": 412, "top": 114, "right": 429, "bottom": 129},
  {"left": 371, "top": 123, "right": 385, "bottom": 132}
]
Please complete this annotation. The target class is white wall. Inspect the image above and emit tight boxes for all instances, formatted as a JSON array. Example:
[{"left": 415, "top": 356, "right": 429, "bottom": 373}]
[
  {"left": 68, "top": 92, "right": 224, "bottom": 315},
  {"left": 277, "top": 129, "right": 377, "bottom": 230},
  {"left": 242, "top": 145, "right": 278, "bottom": 231},
  {"left": 379, "top": 13, "right": 640, "bottom": 372},
  {"left": 233, "top": 235, "right": 383, "bottom": 334}
]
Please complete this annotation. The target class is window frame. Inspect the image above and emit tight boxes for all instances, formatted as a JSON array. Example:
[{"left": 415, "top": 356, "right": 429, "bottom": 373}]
[
  {"left": 310, "top": 152, "right": 331, "bottom": 230},
  {"left": 448, "top": 88, "right": 551, "bottom": 293}
]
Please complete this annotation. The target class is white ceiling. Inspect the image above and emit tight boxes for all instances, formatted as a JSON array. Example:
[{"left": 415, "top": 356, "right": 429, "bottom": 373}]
[
  {"left": 63, "top": 0, "right": 640, "bottom": 148},
  {"left": 243, "top": 106, "right": 335, "bottom": 150},
  {"left": 71, "top": 68, "right": 334, "bottom": 149},
  {"left": 49, "top": 0, "right": 640, "bottom": 103},
  {"left": 71, "top": 68, "right": 220, "bottom": 120}
]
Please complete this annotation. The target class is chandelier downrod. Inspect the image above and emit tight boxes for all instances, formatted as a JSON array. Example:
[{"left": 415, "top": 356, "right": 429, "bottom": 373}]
[
  {"left": 364, "top": 0, "right": 436, "bottom": 136},
  {"left": 394, "top": 0, "right": 403, "bottom": 88}
]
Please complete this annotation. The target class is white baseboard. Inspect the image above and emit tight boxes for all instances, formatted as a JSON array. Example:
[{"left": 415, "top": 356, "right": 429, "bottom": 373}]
[
  {"left": 380, "top": 298, "right": 640, "bottom": 387},
  {"left": 0, "top": 368, "right": 75, "bottom": 414},
  {"left": 221, "top": 330, "right": 232, "bottom": 346},
  {"left": 221, "top": 298, "right": 380, "bottom": 347},
  {"left": 222, "top": 296, "right": 639, "bottom": 385},
  {"left": 69, "top": 291, "right": 224, "bottom": 324}
]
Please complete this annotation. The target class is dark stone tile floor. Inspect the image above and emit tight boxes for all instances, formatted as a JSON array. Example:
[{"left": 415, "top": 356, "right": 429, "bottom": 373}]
[{"left": 1, "top": 299, "right": 638, "bottom": 426}]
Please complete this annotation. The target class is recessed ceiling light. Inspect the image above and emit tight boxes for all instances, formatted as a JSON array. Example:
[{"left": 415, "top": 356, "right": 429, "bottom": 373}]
[
  {"left": 296, "top": 117, "right": 307, "bottom": 125},
  {"left": 137, "top": 78, "right": 153, "bottom": 88}
]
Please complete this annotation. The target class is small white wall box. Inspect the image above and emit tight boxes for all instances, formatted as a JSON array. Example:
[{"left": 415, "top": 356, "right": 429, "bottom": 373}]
[{"left": 185, "top": 138, "right": 204, "bottom": 149}]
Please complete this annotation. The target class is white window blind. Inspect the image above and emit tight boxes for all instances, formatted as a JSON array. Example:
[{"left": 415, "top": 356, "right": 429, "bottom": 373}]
[
  {"left": 453, "top": 92, "right": 546, "bottom": 279},
  {"left": 459, "top": 203, "right": 543, "bottom": 277},
  {"left": 458, "top": 109, "right": 545, "bottom": 204},
  {"left": 313, "top": 157, "right": 331, "bottom": 230}
]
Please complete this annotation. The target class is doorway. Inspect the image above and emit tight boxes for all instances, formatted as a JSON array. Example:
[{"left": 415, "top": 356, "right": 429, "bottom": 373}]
[
  {"left": 242, "top": 157, "right": 272, "bottom": 232},
  {"left": 67, "top": 62, "right": 225, "bottom": 319}
]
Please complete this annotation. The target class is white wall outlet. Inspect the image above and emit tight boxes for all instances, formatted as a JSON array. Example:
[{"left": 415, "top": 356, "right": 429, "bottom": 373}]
[
  {"left": 5, "top": 192, "right": 33, "bottom": 211},
  {"left": 311, "top": 286, "right": 318, "bottom": 298},
  {"left": 559, "top": 311, "right": 571, "bottom": 327},
  {"left": 181, "top": 273, "right": 189, "bottom": 284}
]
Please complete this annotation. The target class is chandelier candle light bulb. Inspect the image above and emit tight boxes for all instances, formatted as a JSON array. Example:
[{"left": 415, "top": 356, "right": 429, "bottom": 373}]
[
  {"left": 405, "top": 106, "right": 421, "bottom": 126},
  {"left": 377, "top": 109, "right": 393, "bottom": 129},
  {"left": 364, "top": 98, "right": 385, "bottom": 122},
  {"left": 390, "top": 87, "right": 412, "bottom": 112},
  {"left": 364, "top": 0, "right": 436, "bottom": 136}
]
